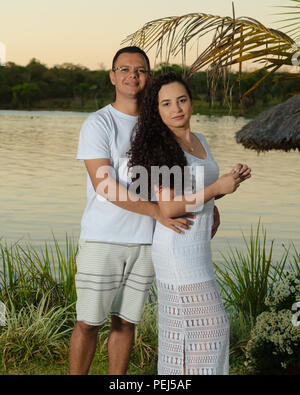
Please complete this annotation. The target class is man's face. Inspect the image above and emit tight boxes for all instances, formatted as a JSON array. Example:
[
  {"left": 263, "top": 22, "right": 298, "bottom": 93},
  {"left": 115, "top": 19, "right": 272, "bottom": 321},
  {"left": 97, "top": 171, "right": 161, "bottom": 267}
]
[{"left": 110, "top": 52, "right": 150, "bottom": 100}]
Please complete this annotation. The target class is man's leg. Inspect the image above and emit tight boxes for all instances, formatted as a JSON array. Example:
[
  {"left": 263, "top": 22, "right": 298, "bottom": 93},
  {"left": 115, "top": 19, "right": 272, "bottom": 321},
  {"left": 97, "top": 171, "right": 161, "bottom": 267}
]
[
  {"left": 107, "top": 244, "right": 154, "bottom": 374},
  {"left": 107, "top": 315, "right": 135, "bottom": 375},
  {"left": 69, "top": 321, "right": 101, "bottom": 375},
  {"left": 72, "top": 240, "right": 129, "bottom": 375}
]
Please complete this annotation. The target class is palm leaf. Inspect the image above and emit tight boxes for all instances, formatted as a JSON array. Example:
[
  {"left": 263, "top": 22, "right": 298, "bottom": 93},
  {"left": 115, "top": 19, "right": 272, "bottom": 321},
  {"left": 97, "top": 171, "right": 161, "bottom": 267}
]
[
  {"left": 123, "top": 11, "right": 296, "bottom": 101},
  {"left": 123, "top": 13, "right": 294, "bottom": 68},
  {"left": 273, "top": 0, "right": 300, "bottom": 40}
]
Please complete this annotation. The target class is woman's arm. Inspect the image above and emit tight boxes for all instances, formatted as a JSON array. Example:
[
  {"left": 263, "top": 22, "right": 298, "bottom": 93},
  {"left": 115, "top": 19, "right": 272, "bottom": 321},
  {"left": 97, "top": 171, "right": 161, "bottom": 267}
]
[
  {"left": 155, "top": 163, "right": 252, "bottom": 217},
  {"left": 155, "top": 169, "right": 250, "bottom": 218}
]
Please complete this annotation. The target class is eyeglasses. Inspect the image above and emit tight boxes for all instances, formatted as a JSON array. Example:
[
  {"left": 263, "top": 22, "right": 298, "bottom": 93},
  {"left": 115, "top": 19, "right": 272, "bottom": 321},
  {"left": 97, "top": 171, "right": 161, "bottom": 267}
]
[{"left": 112, "top": 66, "right": 149, "bottom": 75}]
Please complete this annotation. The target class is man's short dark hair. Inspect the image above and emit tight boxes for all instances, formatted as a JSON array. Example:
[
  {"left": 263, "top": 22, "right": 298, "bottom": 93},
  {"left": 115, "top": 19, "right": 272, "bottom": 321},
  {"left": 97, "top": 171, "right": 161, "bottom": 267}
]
[{"left": 112, "top": 46, "right": 150, "bottom": 71}]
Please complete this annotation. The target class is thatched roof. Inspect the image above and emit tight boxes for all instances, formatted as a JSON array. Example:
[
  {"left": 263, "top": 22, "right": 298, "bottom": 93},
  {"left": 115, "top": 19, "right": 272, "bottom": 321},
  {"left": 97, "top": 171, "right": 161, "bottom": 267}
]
[{"left": 235, "top": 95, "right": 300, "bottom": 152}]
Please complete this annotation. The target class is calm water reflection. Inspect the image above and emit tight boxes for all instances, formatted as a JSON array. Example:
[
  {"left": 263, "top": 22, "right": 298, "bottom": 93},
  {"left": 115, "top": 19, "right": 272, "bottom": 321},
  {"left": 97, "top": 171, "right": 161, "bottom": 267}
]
[{"left": 0, "top": 110, "right": 299, "bottom": 263}]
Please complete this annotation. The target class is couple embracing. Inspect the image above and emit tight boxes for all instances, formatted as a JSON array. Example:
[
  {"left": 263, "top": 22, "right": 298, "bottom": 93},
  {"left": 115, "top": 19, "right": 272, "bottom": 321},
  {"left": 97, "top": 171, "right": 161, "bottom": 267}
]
[{"left": 69, "top": 46, "right": 251, "bottom": 375}]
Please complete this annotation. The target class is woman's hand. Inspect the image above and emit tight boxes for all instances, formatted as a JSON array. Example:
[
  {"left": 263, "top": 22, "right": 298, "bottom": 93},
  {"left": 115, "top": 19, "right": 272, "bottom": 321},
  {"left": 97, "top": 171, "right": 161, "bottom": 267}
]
[
  {"left": 214, "top": 163, "right": 252, "bottom": 196},
  {"left": 215, "top": 172, "right": 242, "bottom": 195},
  {"left": 231, "top": 163, "right": 251, "bottom": 182}
]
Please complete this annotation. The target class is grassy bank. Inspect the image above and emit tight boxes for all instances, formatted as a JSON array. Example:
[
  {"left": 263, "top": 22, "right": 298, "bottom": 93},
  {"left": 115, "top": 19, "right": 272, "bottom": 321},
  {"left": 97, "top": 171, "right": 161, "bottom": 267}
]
[
  {"left": 0, "top": 97, "right": 281, "bottom": 118},
  {"left": 0, "top": 222, "right": 299, "bottom": 375}
]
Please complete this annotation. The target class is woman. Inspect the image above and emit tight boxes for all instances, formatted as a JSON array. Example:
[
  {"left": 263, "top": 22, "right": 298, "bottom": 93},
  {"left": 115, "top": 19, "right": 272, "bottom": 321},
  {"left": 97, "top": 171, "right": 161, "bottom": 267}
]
[{"left": 128, "top": 72, "right": 251, "bottom": 375}]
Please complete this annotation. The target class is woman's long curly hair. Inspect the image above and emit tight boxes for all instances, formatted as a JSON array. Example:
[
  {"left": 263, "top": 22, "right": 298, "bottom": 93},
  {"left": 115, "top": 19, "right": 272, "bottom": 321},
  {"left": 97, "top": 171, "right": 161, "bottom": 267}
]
[{"left": 127, "top": 72, "right": 193, "bottom": 200}]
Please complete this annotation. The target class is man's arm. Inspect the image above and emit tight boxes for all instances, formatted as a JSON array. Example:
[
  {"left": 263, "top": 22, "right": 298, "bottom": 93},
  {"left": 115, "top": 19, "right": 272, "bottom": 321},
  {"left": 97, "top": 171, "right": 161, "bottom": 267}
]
[
  {"left": 84, "top": 158, "right": 194, "bottom": 234},
  {"left": 85, "top": 158, "right": 158, "bottom": 216}
]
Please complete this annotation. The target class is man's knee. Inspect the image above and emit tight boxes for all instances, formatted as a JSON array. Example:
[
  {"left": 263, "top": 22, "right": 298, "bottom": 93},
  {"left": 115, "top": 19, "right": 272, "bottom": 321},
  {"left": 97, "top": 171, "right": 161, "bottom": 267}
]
[
  {"left": 111, "top": 315, "right": 135, "bottom": 331},
  {"left": 76, "top": 321, "right": 101, "bottom": 336}
]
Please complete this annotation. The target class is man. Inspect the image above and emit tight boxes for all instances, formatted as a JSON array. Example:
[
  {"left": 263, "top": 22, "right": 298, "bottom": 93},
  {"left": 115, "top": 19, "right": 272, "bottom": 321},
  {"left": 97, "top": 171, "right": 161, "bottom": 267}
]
[{"left": 69, "top": 46, "right": 220, "bottom": 375}]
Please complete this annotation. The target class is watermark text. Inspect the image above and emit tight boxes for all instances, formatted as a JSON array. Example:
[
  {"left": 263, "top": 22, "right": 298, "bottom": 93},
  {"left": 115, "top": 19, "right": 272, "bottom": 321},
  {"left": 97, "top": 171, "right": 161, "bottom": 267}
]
[
  {"left": 95, "top": 164, "right": 205, "bottom": 212},
  {"left": 0, "top": 301, "right": 6, "bottom": 326},
  {"left": 0, "top": 42, "right": 6, "bottom": 66}
]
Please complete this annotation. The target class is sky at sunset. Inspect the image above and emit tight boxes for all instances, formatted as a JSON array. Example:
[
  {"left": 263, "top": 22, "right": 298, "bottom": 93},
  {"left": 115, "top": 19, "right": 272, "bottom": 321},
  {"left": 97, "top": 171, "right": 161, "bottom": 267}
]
[{"left": 1, "top": 0, "right": 285, "bottom": 70}]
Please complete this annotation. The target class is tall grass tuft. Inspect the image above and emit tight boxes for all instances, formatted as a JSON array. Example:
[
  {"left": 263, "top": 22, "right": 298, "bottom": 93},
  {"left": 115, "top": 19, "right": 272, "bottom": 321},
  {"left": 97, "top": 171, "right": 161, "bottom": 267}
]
[
  {"left": 0, "top": 234, "right": 77, "bottom": 310},
  {"left": 288, "top": 242, "right": 300, "bottom": 273},
  {"left": 131, "top": 286, "right": 158, "bottom": 371},
  {"left": 228, "top": 310, "right": 252, "bottom": 357},
  {"left": 0, "top": 293, "right": 75, "bottom": 371},
  {"left": 214, "top": 220, "right": 289, "bottom": 323}
]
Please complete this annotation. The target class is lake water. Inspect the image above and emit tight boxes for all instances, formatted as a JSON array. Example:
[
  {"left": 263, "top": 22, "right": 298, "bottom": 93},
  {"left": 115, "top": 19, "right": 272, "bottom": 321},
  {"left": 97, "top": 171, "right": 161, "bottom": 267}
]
[{"left": 0, "top": 110, "right": 299, "bottom": 264}]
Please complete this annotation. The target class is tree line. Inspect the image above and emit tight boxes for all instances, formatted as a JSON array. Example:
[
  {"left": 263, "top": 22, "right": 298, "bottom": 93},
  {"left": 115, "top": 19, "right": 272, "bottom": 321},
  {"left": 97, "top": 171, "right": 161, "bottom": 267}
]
[{"left": 0, "top": 58, "right": 299, "bottom": 115}]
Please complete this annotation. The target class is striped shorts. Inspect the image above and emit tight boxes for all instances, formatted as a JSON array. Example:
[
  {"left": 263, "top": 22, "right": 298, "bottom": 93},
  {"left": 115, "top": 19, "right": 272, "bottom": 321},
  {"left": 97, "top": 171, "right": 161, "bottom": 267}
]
[{"left": 75, "top": 240, "right": 154, "bottom": 326}]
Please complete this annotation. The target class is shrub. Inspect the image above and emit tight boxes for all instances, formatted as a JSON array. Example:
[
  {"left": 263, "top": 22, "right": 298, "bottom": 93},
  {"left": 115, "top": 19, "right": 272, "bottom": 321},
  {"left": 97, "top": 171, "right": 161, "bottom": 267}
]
[{"left": 245, "top": 270, "right": 300, "bottom": 374}]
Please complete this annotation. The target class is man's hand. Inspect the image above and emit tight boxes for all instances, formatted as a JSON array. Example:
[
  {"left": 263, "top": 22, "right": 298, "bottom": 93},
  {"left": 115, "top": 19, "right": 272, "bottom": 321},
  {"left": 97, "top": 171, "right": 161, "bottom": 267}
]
[
  {"left": 156, "top": 211, "right": 195, "bottom": 234},
  {"left": 211, "top": 205, "right": 220, "bottom": 239}
]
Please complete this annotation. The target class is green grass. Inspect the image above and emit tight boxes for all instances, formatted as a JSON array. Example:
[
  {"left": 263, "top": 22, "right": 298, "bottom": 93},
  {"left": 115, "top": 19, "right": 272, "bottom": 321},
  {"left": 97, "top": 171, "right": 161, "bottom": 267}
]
[
  {"left": 214, "top": 220, "right": 290, "bottom": 323},
  {"left": 0, "top": 297, "right": 158, "bottom": 375},
  {"left": 192, "top": 96, "right": 283, "bottom": 117},
  {"left": 0, "top": 294, "right": 75, "bottom": 370},
  {"left": 0, "top": 222, "right": 298, "bottom": 375},
  {"left": 0, "top": 234, "right": 77, "bottom": 310}
]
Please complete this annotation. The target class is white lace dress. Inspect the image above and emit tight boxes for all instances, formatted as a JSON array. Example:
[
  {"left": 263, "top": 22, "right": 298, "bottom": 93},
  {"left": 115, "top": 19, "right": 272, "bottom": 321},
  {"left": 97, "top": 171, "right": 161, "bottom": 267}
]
[{"left": 152, "top": 132, "right": 229, "bottom": 375}]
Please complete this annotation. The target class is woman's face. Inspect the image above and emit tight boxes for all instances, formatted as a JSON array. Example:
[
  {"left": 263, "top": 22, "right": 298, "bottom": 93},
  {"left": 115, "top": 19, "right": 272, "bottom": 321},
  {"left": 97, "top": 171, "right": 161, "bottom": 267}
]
[{"left": 158, "top": 81, "right": 193, "bottom": 131}]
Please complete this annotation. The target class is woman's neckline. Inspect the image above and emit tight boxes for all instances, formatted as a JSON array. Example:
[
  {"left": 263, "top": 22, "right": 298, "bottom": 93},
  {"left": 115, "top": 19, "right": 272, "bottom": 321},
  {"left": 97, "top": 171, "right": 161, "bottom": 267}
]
[{"left": 183, "top": 132, "right": 208, "bottom": 161}]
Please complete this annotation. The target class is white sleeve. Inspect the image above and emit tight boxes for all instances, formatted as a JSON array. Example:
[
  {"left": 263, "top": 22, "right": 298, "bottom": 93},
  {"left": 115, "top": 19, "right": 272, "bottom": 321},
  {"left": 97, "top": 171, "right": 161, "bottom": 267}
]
[{"left": 76, "top": 113, "right": 111, "bottom": 161}]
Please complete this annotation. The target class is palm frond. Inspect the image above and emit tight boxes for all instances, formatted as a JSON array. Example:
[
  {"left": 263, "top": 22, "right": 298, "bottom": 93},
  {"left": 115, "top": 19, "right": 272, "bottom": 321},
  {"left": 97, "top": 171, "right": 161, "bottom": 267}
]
[
  {"left": 123, "top": 12, "right": 295, "bottom": 101},
  {"left": 124, "top": 13, "right": 294, "bottom": 73},
  {"left": 273, "top": 0, "right": 300, "bottom": 40}
]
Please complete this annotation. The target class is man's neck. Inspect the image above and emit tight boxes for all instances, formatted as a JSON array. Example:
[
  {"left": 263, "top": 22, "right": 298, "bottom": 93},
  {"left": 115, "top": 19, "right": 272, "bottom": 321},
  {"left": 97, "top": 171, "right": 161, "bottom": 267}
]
[{"left": 112, "top": 97, "right": 140, "bottom": 116}]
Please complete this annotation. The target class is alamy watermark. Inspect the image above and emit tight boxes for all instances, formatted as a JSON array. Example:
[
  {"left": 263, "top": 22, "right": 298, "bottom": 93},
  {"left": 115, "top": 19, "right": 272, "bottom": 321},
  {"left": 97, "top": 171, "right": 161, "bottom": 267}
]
[
  {"left": 291, "top": 42, "right": 300, "bottom": 67},
  {"left": 292, "top": 301, "right": 300, "bottom": 327},
  {"left": 0, "top": 301, "right": 6, "bottom": 326},
  {"left": 0, "top": 42, "right": 6, "bottom": 66},
  {"left": 95, "top": 163, "right": 205, "bottom": 212}
]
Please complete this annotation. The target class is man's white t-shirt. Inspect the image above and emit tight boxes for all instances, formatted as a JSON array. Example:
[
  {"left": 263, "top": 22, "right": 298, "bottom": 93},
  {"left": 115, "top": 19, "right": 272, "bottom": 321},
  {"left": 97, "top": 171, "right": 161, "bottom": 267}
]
[{"left": 76, "top": 104, "right": 155, "bottom": 244}]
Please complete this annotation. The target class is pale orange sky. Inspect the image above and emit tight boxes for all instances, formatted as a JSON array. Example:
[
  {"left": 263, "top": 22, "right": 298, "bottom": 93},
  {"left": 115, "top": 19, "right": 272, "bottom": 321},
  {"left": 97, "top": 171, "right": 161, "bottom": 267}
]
[{"left": 0, "top": 0, "right": 286, "bottom": 70}]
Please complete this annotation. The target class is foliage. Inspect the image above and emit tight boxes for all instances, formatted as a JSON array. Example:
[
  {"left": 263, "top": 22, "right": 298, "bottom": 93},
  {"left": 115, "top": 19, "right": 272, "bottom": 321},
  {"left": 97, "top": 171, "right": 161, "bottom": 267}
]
[
  {"left": 245, "top": 270, "right": 300, "bottom": 374},
  {"left": 0, "top": 234, "right": 77, "bottom": 310},
  {"left": 0, "top": 224, "right": 299, "bottom": 374},
  {"left": 0, "top": 59, "right": 300, "bottom": 114},
  {"left": 123, "top": 2, "right": 299, "bottom": 103},
  {"left": 0, "top": 59, "right": 113, "bottom": 111},
  {"left": 214, "top": 221, "right": 289, "bottom": 323},
  {"left": 228, "top": 310, "right": 252, "bottom": 359},
  {"left": 274, "top": 0, "right": 300, "bottom": 40},
  {"left": 11, "top": 82, "right": 41, "bottom": 108},
  {"left": 265, "top": 269, "right": 300, "bottom": 310},
  {"left": 0, "top": 293, "right": 75, "bottom": 371}
]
